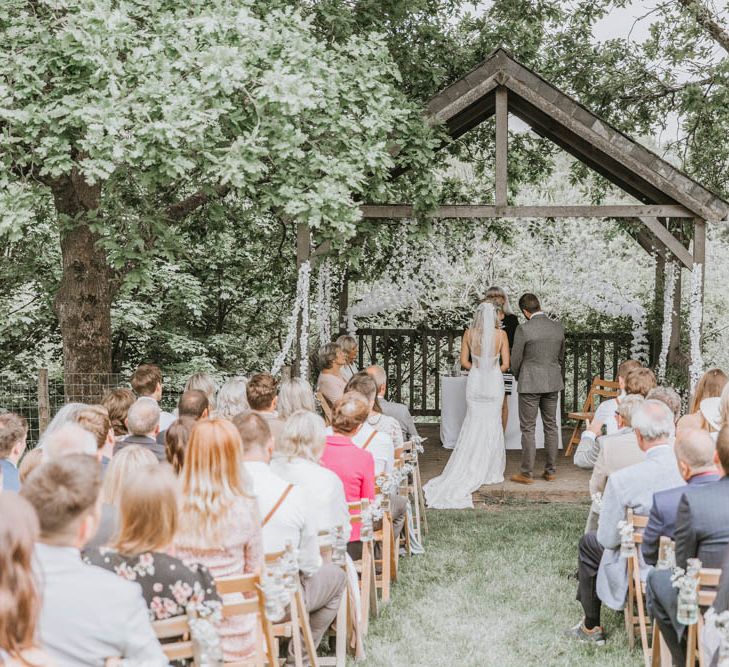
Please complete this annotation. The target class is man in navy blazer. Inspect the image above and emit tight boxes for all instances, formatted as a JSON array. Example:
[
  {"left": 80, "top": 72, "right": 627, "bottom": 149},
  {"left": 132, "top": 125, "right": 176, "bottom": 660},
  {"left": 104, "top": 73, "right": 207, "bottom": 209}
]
[{"left": 642, "top": 429, "right": 720, "bottom": 565}]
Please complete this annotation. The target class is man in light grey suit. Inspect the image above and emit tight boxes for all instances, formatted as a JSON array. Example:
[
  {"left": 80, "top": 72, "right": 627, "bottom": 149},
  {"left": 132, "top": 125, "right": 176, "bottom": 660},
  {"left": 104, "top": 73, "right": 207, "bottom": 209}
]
[
  {"left": 509, "top": 293, "right": 565, "bottom": 483},
  {"left": 21, "top": 454, "right": 166, "bottom": 667},
  {"left": 567, "top": 400, "right": 683, "bottom": 645}
]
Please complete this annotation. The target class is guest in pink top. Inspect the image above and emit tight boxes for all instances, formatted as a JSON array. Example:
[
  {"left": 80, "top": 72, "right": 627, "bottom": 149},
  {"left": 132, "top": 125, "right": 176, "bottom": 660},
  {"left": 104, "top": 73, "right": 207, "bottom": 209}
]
[
  {"left": 174, "top": 419, "right": 263, "bottom": 662},
  {"left": 320, "top": 392, "right": 375, "bottom": 549}
]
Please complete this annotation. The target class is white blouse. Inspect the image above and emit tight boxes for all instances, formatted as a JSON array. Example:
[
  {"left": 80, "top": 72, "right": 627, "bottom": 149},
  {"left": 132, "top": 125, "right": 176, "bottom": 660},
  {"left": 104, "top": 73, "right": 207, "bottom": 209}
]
[{"left": 366, "top": 412, "right": 404, "bottom": 448}]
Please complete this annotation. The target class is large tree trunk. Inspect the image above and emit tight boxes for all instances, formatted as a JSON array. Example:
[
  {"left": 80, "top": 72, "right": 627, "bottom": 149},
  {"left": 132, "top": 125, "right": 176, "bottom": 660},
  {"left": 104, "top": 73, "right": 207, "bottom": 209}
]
[{"left": 51, "top": 171, "right": 113, "bottom": 402}]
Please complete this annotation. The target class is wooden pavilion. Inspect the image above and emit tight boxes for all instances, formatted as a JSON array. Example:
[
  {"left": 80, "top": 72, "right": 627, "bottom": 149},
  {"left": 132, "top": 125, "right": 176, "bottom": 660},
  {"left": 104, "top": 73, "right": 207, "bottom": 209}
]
[{"left": 299, "top": 48, "right": 729, "bottom": 373}]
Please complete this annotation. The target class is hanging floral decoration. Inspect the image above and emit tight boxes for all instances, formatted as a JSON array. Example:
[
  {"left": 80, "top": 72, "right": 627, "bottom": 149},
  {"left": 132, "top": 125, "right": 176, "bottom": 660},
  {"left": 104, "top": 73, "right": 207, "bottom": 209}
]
[
  {"left": 657, "top": 260, "right": 677, "bottom": 382},
  {"left": 271, "top": 261, "right": 311, "bottom": 377},
  {"left": 689, "top": 262, "right": 704, "bottom": 393},
  {"left": 314, "top": 259, "right": 333, "bottom": 344}
]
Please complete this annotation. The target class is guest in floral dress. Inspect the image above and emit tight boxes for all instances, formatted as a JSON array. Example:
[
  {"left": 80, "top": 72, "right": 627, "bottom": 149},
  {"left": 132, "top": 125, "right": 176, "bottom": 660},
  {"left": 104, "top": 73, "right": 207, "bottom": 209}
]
[
  {"left": 84, "top": 464, "right": 222, "bottom": 667},
  {"left": 174, "top": 419, "right": 263, "bottom": 662}
]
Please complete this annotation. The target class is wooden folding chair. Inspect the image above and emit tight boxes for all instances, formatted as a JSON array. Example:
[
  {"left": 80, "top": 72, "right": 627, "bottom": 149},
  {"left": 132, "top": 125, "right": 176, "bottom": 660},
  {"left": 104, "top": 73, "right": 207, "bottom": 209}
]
[
  {"left": 317, "top": 536, "right": 349, "bottom": 667},
  {"left": 372, "top": 484, "right": 396, "bottom": 604},
  {"left": 624, "top": 509, "right": 652, "bottom": 666},
  {"left": 215, "top": 572, "right": 277, "bottom": 667},
  {"left": 264, "top": 550, "right": 319, "bottom": 667},
  {"left": 566, "top": 377, "right": 620, "bottom": 455},
  {"left": 401, "top": 439, "right": 427, "bottom": 539},
  {"left": 348, "top": 499, "right": 378, "bottom": 635},
  {"left": 651, "top": 537, "right": 676, "bottom": 667},
  {"left": 316, "top": 392, "right": 333, "bottom": 425},
  {"left": 153, "top": 614, "right": 196, "bottom": 664},
  {"left": 685, "top": 567, "right": 722, "bottom": 667}
]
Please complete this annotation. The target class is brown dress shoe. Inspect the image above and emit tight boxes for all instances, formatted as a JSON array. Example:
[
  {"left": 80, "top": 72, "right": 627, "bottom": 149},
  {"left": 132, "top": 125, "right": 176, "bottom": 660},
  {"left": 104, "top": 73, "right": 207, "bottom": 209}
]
[
  {"left": 510, "top": 473, "right": 535, "bottom": 485},
  {"left": 543, "top": 472, "right": 556, "bottom": 482}
]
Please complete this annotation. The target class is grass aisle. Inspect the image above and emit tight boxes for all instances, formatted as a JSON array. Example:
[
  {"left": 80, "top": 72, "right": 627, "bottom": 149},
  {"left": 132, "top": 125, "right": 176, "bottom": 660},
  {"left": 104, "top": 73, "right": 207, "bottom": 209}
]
[{"left": 356, "top": 502, "right": 641, "bottom": 667}]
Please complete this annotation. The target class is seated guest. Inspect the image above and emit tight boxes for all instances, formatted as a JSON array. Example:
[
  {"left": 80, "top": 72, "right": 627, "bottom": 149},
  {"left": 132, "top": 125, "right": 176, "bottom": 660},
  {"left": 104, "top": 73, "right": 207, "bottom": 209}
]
[
  {"left": 316, "top": 343, "right": 348, "bottom": 407},
  {"left": 217, "top": 376, "right": 249, "bottom": 420},
  {"left": 0, "top": 412, "right": 27, "bottom": 492},
  {"left": 18, "top": 448, "right": 42, "bottom": 484},
  {"left": 235, "top": 412, "right": 346, "bottom": 664},
  {"left": 21, "top": 455, "right": 166, "bottom": 666},
  {"left": 165, "top": 416, "right": 196, "bottom": 475},
  {"left": 157, "top": 389, "right": 210, "bottom": 445},
  {"left": 588, "top": 395, "right": 645, "bottom": 496},
  {"left": 0, "top": 493, "right": 55, "bottom": 665},
  {"left": 646, "top": 386, "right": 683, "bottom": 425},
  {"left": 101, "top": 387, "right": 136, "bottom": 443},
  {"left": 42, "top": 422, "right": 98, "bottom": 462},
  {"left": 85, "top": 464, "right": 222, "bottom": 665},
  {"left": 271, "top": 410, "right": 351, "bottom": 542},
  {"left": 677, "top": 368, "right": 727, "bottom": 434},
  {"left": 184, "top": 372, "right": 219, "bottom": 416},
  {"left": 646, "top": 425, "right": 729, "bottom": 664},
  {"left": 278, "top": 378, "right": 317, "bottom": 420},
  {"left": 320, "top": 393, "right": 375, "bottom": 556},
  {"left": 642, "top": 429, "right": 719, "bottom": 566},
  {"left": 74, "top": 404, "right": 115, "bottom": 470},
  {"left": 340, "top": 374, "right": 395, "bottom": 475},
  {"left": 336, "top": 334, "right": 359, "bottom": 381},
  {"left": 131, "top": 363, "right": 175, "bottom": 431},
  {"left": 175, "top": 420, "right": 263, "bottom": 662},
  {"left": 584, "top": 359, "right": 643, "bottom": 437},
  {"left": 102, "top": 445, "right": 159, "bottom": 507},
  {"left": 568, "top": 400, "right": 683, "bottom": 645},
  {"left": 115, "top": 397, "right": 165, "bottom": 461},
  {"left": 366, "top": 365, "right": 420, "bottom": 442},
  {"left": 246, "top": 373, "right": 284, "bottom": 443},
  {"left": 574, "top": 363, "right": 654, "bottom": 470}
]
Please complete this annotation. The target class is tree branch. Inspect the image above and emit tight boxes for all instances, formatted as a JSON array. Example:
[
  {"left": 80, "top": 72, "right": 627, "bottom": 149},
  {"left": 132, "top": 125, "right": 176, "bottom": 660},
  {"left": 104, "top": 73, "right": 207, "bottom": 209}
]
[
  {"left": 165, "top": 183, "right": 231, "bottom": 221},
  {"left": 676, "top": 0, "right": 729, "bottom": 54}
]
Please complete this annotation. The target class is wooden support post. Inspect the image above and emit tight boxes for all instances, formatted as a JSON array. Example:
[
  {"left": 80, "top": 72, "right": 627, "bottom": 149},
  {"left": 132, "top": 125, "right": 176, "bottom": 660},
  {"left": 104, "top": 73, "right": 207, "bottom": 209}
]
[
  {"left": 338, "top": 271, "right": 349, "bottom": 335},
  {"left": 293, "top": 222, "right": 311, "bottom": 378},
  {"left": 653, "top": 253, "right": 666, "bottom": 351},
  {"left": 495, "top": 87, "right": 508, "bottom": 207},
  {"left": 38, "top": 368, "right": 50, "bottom": 435}
]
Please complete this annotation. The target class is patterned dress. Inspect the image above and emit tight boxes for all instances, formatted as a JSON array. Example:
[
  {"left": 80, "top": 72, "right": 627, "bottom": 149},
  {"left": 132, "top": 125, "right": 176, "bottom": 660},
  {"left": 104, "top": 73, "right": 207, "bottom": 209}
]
[
  {"left": 83, "top": 548, "right": 222, "bottom": 666},
  {"left": 174, "top": 497, "right": 264, "bottom": 661}
]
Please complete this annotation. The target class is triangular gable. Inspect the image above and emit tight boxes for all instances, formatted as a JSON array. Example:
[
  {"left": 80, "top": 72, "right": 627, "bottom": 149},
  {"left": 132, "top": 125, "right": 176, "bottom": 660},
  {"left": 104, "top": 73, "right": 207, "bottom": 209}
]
[{"left": 426, "top": 48, "right": 729, "bottom": 222}]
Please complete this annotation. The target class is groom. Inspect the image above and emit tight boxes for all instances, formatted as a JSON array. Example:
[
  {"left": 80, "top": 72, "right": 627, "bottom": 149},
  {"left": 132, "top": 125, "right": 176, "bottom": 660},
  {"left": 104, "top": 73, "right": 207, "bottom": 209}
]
[{"left": 509, "top": 293, "right": 565, "bottom": 484}]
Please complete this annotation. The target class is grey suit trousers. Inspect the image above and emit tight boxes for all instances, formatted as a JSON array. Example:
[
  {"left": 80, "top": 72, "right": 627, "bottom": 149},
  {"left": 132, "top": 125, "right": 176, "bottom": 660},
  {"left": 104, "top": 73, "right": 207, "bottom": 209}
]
[{"left": 518, "top": 391, "right": 560, "bottom": 475}]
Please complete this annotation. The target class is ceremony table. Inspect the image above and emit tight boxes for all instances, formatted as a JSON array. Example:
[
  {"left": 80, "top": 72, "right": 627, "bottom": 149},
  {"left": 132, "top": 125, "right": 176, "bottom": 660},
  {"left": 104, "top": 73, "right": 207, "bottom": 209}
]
[{"left": 439, "top": 374, "right": 563, "bottom": 450}]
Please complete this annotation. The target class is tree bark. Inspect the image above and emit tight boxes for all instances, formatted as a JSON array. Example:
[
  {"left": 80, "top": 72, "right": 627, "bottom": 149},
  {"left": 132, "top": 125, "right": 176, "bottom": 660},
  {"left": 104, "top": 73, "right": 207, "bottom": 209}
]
[
  {"left": 51, "top": 171, "right": 113, "bottom": 402},
  {"left": 676, "top": 0, "right": 729, "bottom": 55}
]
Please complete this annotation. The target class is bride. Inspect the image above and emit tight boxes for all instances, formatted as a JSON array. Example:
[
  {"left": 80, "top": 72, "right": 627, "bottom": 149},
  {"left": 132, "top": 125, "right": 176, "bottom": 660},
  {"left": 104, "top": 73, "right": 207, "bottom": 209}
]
[{"left": 423, "top": 300, "right": 510, "bottom": 509}]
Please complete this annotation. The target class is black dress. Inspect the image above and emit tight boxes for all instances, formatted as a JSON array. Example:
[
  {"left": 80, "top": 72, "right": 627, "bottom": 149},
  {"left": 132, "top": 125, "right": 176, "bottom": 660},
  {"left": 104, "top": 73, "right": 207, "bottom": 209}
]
[
  {"left": 84, "top": 548, "right": 223, "bottom": 666},
  {"left": 502, "top": 313, "right": 519, "bottom": 349}
]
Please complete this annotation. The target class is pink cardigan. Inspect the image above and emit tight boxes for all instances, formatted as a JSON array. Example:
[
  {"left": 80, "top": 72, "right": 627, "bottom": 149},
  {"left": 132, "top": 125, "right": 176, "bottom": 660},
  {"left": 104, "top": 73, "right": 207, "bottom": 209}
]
[{"left": 320, "top": 435, "right": 375, "bottom": 541}]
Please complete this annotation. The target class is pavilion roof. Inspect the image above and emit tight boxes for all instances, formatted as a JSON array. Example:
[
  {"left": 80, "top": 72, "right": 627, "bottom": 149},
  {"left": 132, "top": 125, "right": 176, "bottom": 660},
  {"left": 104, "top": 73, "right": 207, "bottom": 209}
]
[{"left": 425, "top": 48, "right": 729, "bottom": 222}]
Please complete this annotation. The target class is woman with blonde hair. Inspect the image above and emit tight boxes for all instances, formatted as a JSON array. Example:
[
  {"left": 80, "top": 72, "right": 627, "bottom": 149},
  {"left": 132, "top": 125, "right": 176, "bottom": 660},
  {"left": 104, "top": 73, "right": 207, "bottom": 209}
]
[
  {"left": 101, "top": 445, "right": 158, "bottom": 506},
  {"left": 271, "top": 411, "right": 350, "bottom": 542},
  {"left": 174, "top": 420, "right": 263, "bottom": 662},
  {"left": 85, "top": 465, "right": 222, "bottom": 666},
  {"left": 216, "top": 376, "right": 249, "bottom": 420},
  {"left": 277, "top": 377, "right": 316, "bottom": 420},
  {"left": 0, "top": 494, "right": 53, "bottom": 666},
  {"left": 184, "top": 372, "right": 219, "bottom": 414},
  {"left": 677, "top": 368, "right": 727, "bottom": 434}
]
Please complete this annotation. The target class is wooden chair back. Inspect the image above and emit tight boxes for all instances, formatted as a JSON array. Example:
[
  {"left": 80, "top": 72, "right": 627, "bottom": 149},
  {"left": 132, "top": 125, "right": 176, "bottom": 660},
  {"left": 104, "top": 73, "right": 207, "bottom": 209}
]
[
  {"left": 316, "top": 392, "right": 333, "bottom": 425},
  {"left": 566, "top": 377, "right": 620, "bottom": 455},
  {"left": 624, "top": 509, "right": 651, "bottom": 663},
  {"left": 153, "top": 615, "right": 195, "bottom": 663},
  {"left": 685, "top": 567, "right": 723, "bottom": 667}
]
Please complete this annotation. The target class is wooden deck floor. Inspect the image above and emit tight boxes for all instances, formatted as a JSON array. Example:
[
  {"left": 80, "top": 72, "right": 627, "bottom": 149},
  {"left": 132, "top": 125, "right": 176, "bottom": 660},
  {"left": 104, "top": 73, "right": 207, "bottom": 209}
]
[{"left": 417, "top": 423, "right": 590, "bottom": 503}]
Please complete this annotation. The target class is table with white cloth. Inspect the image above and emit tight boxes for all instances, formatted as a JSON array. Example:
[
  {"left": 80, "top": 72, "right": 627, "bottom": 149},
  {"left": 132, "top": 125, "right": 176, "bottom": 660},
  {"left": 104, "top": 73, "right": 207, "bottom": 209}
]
[{"left": 439, "top": 374, "right": 563, "bottom": 450}]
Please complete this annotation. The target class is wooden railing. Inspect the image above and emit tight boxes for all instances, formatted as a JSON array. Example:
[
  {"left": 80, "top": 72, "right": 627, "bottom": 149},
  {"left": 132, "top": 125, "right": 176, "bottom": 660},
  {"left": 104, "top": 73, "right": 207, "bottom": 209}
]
[{"left": 356, "top": 328, "right": 650, "bottom": 419}]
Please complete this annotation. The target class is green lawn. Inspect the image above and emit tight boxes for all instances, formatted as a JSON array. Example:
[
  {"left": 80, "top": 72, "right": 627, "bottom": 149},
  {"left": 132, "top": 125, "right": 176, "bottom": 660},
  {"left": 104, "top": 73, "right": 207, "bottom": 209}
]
[{"left": 355, "top": 501, "right": 642, "bottom": 667}]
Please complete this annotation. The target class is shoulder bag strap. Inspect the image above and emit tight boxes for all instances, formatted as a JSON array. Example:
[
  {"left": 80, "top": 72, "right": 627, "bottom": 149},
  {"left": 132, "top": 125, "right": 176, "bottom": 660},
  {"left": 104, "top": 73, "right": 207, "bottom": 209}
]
[{"left": 262, "top": 484, "right": 294, "bottom": 527}]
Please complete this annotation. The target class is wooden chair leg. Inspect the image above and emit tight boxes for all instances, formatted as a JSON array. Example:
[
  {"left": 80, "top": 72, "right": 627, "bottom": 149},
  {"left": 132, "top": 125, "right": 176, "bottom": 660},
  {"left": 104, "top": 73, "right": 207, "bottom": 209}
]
[
  {"left": 686, "top": 623, "right": 696, "bottom": 667},
  {"left": 391, "top": 522, "right": 399, "bottom": 583},
  {"left": 416, "top": 465, "right": 428, "bottom": 535},
  {"left": 635, "top": 576, "right": 650, "bottom": 667},
  {"left": 378, "top": 514, "right": 392, "bottom": 604},
  {"left": 289, "top": 601, "right": 305, "bottom": 667},
  {"left": 294, "top": 587, "right": 319, "bottom": 667},
  {"left": 257, "top": 585, "right": 278, "bottom": 667},
  {"left": 565, "top": 424, "right": 580, "bottom": 456},
  {"left": 335, "top": 586, "right": 347, "bottom": 667},
  {"left": 625, "top": 564, "right": 636, "bottom": 650}
]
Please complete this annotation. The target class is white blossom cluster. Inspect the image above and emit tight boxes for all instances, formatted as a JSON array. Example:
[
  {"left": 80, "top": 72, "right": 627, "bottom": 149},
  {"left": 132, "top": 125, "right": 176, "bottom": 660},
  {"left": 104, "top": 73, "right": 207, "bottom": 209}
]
[
  {"left": 657, "top": 261, "right": 677, "bottom": 383},
  {"left": 271, "top": 261, "right": 311, "bottom": 377}
]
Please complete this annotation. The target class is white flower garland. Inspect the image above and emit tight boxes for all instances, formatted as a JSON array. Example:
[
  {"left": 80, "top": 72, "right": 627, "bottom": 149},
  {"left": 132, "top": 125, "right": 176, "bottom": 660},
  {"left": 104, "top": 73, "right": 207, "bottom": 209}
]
[
  {"left": 657, "top": 260, "right": 677, "bottom": 382},
  {"left": 271, "top": 261, "right": 311, "bottom": 377},
  {"left": 314, "top": 259, "right": 333, "bottom": 344},
  {"left": 689, "top": 262, "right": 704, "bottom": 393}
]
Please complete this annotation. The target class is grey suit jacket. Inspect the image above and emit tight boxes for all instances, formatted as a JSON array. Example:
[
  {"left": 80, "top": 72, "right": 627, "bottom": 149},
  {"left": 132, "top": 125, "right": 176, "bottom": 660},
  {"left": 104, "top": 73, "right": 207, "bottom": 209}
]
[
  {"left": 675, "top": 475, "right": 729, "bottom": 571},
  {"left": 380, "top": 399, "right": 420, "bottom": 441},
  {"left": 114, "top": 434, "right": 166, "bottom": 462},
  {"left": 595, "top": 444, "right": 684, "bottom": 610},
  {"left": 510, "top": 313, "right": 565, "bottom": 394},
  {"left": 34, "top": 543, "right": 167, "bottom": 666}
]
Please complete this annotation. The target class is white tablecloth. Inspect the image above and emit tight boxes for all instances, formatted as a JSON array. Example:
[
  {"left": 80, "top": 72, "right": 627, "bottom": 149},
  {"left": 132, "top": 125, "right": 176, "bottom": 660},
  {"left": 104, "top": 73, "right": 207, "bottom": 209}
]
[{"left": 439, "top": 374, "right": 562, "bottom": 450}]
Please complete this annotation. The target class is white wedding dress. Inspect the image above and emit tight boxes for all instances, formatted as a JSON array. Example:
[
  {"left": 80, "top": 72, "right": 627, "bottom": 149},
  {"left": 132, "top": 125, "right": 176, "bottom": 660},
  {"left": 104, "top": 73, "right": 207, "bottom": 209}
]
[{"left": 423, "top": 303, "right": 506, "bottom": 509}]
